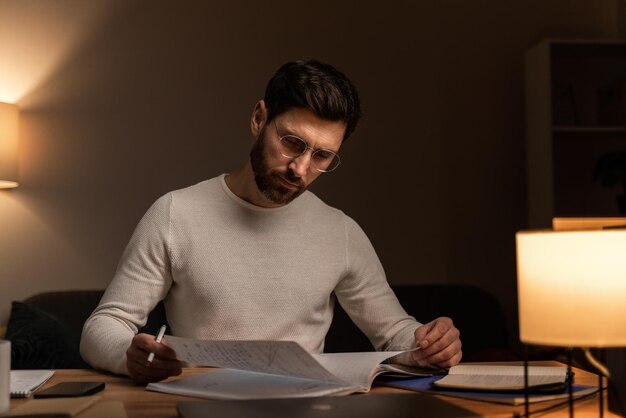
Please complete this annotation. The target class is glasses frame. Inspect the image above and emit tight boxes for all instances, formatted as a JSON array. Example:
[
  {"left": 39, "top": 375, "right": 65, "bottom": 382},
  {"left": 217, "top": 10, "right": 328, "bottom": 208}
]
[{"left": 272, "top": 120, "right": 341, "bottom": 173}]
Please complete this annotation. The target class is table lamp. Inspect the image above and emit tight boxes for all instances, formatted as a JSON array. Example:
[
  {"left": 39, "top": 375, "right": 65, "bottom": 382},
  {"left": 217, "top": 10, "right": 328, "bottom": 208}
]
[
  {"left": 0, "top": 102, "right": 20, "bottom": 189},
  {"left": 516, "top": 229, "right": 626, "bottom": 417}
]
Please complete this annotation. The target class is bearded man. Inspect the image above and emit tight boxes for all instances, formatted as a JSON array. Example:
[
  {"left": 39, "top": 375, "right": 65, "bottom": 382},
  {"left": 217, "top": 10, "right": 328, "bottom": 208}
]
[{"left": 80, "top": 60, "right": 462, "bottom": 384}]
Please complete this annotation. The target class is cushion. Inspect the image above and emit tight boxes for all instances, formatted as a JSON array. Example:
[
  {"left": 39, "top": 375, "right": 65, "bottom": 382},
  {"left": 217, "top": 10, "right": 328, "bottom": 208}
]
[
  {"left": 5, "top": 301, "right": 90, "bottom": 369},
  {"left": 325, "top": 284, "right": 513, "bottom": 361}
]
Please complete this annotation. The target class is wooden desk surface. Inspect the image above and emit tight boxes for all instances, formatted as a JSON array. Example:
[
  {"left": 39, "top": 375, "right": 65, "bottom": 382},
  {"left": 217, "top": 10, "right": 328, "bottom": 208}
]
[{"left": 9, "top": 362, "right": 619, "bottom": 418}]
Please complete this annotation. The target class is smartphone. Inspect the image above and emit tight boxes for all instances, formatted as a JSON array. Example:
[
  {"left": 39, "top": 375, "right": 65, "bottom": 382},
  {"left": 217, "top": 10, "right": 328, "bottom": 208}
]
[{"left": 34, "top": 381, "right": 105, "bottom": 398}]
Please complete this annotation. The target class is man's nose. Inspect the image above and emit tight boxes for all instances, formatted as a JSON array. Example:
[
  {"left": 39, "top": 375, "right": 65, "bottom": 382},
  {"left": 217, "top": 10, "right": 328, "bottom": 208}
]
[{"left": 289, "top": 151, "right": 312, "bottom": 177}]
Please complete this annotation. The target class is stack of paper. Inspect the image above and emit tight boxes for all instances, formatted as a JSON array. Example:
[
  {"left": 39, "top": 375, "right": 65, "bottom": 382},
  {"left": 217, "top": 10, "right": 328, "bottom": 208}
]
[{"left": 432, "top": 364, "right": 569, "bottom": 392}]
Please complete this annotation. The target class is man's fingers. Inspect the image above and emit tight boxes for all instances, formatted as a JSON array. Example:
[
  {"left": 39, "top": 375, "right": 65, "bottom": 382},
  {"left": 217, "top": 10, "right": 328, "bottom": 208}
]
[
  {"left": 415, "top": 349, "right": 463, "bottom": 369},
  {"left": 413, "top": 338, "right": 462, "bottom": 367},
  {"left": 419, "top": 325, "right": 460, "bottom": 356},
  {"left": 130, "top": 334, "right": 179, "bottom": 364},
  {"left": 130, "top": 355, "right": 182, "bottom": 375},
  {"left": 127, "top": 333, "right": 182, "bottom": 384},
  {"left": 127, "top": 352, "right": 182, "bottom": 384},
  {"left": 412, "top": 317, "right": 462, "bottom": 368},
  {"left": 413, "top": 322, "right": 432, "bottom": 342},
  {"left": 414, "top": 317, "right": 453, "bottom": 348},
  {"left": 134, "top": 354, "right": 182, "bottom": 370},
  {"left": 134, "top": 334, "right": 178, "bottom": 360},
  {"left": 148, "top": 339, "right": 178, "bottom": 361}
]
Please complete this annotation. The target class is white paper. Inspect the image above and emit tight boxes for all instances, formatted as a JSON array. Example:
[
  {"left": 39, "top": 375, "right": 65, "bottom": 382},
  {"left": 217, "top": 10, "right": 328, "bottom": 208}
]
[
  {"left": 150, "top": 336, "right": 413, "bottom": 400},
  {"left": 434, "top": 364, "right": 568, "bottom": 390},
  {"left": 448, "top": 365, "right": 567, "bottom": 377},
  {"left": 312, "top": 351, "right": 403, "bottom": 390},
  {"left": 165, "top": 336, "right": 342, "bottom": 383},
  {"left": 10, "top": 370, "right": 55, "bottom": 397},
  {"left": 436, "top": 374, "right": 567, "bottom": 389},
  {"left": 147, "top": 369, "right": 354, "bottom": 400}
]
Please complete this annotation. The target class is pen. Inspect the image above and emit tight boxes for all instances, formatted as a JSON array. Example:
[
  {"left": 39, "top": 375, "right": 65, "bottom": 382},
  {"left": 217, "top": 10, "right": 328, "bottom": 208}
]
[{"left": 146, "top": 325, "right": 167, "bottom": 366}]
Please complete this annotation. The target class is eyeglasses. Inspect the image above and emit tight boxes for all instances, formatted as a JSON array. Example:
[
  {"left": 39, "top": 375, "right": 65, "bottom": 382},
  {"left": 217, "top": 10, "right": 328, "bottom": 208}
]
[{"left": 273, "top": 120, "right": 341, "bottom": 173}]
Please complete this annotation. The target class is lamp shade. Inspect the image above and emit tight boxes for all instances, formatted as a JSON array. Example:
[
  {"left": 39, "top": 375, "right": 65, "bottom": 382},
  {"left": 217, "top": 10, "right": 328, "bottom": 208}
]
[
  {"left": 517, "top": 229, "right": 626, "bottom": 347},
  {"left": 0, "top": 102, "right": 19, "bottom": 188}
]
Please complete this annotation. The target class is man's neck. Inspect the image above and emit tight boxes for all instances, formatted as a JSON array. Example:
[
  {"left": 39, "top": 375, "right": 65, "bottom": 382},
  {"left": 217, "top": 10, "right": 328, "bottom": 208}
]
[{"left": 224, "top": 164, "right": 283, "bottom": 209}]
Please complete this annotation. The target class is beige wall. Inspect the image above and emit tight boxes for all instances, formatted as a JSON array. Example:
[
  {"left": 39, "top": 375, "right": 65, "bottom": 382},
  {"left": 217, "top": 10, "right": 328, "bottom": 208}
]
[{"left": 0, "top": 0, "right": 618, "bottom": 346}]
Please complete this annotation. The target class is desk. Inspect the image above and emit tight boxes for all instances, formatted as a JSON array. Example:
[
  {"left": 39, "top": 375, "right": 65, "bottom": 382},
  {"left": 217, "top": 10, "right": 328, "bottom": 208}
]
[{"left": 9, "top": 363, "right": 619, "bottom": 418}]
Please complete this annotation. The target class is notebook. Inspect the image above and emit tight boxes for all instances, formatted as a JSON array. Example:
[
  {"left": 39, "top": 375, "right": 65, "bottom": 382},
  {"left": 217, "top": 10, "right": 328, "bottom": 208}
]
[
  {"left": 10, "top": 370, "right": 54, "bottom": 398},
  {"left": 177, "top": 393, "right": 480, "bottom": 418},
  {"left": 147, "top": 337, "right": 436, "bottom": 399},
  {"left": 431, "top": 364, "right": 569, "bottom": 392},
  {"left": 377, "top": 375, "right": 598, "bottom": 406}
]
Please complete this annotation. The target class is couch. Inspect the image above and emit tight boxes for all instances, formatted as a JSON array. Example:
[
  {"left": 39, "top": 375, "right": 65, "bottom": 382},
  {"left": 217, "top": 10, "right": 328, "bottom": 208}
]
[{"left": 3, "top": 284, "right": 513, "bottom": 369}]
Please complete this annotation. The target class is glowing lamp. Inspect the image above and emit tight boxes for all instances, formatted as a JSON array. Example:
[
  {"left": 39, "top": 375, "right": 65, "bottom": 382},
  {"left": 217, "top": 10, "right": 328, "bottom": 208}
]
[
  {"left": 516, "top": 229, "right": 626, "bottom": 417},
  {"left": 517, "top": 229, "right": 626, "bottom": 348},
  {"left": 0, "top": 102, "right": 19, "bottom": 189}
]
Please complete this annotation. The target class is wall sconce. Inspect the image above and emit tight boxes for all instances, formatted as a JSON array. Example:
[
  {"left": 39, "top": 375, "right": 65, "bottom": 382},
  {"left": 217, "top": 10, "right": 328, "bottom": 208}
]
[
  {"left": 0, "top": 102, "right": 20, "bottom": 189},
  {"left": 516, "top": 229, "right": 626, "bottom": 416}
]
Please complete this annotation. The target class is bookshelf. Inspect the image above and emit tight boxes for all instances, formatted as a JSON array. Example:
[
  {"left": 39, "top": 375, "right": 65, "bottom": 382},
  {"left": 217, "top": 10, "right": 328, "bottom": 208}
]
[{"left": 525, "top": 39, "right": 626, "bottom": 227}]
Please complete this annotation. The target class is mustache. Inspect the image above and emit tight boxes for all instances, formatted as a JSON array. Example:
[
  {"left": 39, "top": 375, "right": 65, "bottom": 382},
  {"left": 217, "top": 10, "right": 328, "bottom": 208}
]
[{"left": 280, "top": 171, "right": 304, "bottom": 187}]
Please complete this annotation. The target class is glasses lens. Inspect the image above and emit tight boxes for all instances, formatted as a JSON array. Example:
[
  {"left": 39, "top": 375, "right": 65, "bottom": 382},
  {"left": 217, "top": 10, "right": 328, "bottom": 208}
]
[
  {"left": 312, "top": 150, "right": 341, "bottom": 172},
  {"left": 279, "top": 136, "right": 307, "bottom": 158},
  {"left": 278, "top": 134, "right": 341, "bottom": 173}
]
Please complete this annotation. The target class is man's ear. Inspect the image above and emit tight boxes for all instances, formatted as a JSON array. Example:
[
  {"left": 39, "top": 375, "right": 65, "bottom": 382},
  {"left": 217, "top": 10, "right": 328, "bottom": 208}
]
[{"left": 251, "top": 100, "right": 268, "bottom": 138}]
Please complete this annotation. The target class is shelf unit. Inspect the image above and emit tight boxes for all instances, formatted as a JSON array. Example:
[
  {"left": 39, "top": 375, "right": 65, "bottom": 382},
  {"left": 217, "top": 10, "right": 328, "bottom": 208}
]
[{"left": 525, "top": 39, "right": 626, "bottom": 227}]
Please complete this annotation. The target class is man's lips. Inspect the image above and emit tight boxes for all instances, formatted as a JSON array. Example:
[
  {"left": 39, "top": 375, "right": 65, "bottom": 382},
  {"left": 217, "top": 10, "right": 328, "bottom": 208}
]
[{"left": 277, "top": 175, "right": 300, "bottom": 189}]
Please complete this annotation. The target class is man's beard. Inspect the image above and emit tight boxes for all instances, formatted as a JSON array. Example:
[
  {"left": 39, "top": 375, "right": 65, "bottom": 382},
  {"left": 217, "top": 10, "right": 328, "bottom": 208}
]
[{"left": 250, "top": 131, "right": 306, "bottom": 205}]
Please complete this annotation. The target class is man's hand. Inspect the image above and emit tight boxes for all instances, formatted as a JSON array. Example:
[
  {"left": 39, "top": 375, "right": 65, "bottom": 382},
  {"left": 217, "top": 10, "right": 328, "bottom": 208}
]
[
  {"left": 126, "top": 333, "right": 182, "bottom": 384},
  {"left": 411, "top": 317, "right": 462, "bottom": 368}
]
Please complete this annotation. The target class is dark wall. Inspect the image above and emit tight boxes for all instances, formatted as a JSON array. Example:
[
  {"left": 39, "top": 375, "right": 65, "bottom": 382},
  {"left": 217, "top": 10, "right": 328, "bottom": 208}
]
[{"left": 0, "top": 0, "right": 618, "bottom": 347}]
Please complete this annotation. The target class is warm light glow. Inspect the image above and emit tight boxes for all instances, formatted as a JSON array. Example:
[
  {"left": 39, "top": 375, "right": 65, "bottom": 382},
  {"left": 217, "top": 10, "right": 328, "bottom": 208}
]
[
  {"left": 0, "top": 1, "right": 114, "bottom": 102},
  {"left": 553, "top": 217, "right": 626, "bottom": 231},
  {"left": 517, "top": 229, "right": 626, "bottom": 347},
  {"left": 0, "top": 102, "right": 19, "bottom": 189},
  {"left": 0, "top": 181, "right": 18, "bottom": 189}
]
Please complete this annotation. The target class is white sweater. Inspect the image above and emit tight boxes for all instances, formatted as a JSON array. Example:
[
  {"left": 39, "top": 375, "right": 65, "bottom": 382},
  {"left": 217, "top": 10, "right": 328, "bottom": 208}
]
[{"left": 80, "top": 175, "right": 420, "bottom": 375}]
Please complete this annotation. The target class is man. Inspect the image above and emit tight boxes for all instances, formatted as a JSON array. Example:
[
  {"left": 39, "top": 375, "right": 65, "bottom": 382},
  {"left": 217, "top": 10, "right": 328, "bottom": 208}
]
[{"left": 80, "top": 60, "right": 462, "bottom": 384}]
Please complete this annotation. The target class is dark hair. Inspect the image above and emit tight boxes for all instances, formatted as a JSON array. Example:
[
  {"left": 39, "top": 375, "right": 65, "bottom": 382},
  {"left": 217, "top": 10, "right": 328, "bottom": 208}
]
[{"left": 264, "top": 60, "right": 361, "bottom": 142}]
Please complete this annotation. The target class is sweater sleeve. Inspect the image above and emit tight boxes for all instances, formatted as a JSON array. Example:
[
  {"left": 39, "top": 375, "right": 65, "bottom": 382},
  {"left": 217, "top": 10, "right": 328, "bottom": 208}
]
[
  {"left": 334, "top": 216, "right": 422, "bottom": 364},
  {"left": 80, "top": 194, "right": 174, "bottom": 375}
]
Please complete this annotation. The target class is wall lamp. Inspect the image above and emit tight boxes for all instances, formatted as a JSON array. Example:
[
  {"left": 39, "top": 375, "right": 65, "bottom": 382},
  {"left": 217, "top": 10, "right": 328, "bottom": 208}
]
[{"left": 0, "top": 102, "right": 19, "bottom": 189}]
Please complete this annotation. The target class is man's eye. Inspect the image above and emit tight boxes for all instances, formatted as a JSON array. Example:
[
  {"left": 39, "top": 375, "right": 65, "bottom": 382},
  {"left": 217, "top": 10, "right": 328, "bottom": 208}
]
[
  {"left": 314, "top": 150, "right": 335, "bottom": 161},
  {"left": 283, "top": 136, "right": 304, "bottom": 151}
]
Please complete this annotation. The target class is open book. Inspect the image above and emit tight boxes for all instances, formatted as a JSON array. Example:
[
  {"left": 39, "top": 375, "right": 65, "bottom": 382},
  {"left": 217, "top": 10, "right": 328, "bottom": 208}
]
[
  {"left": 378, "top": 375, "right": 597, "bottom": 406},
  {"left": 431, "top": 364, "right": 570, "bottom": 392},
  {"left": 146, "top": 336, "right": 439, "bottom": 400}
]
